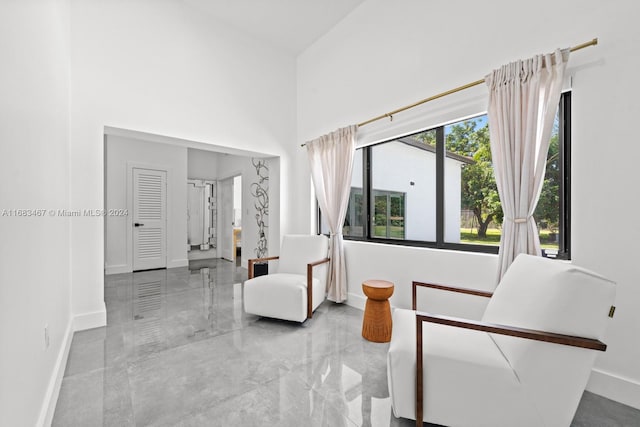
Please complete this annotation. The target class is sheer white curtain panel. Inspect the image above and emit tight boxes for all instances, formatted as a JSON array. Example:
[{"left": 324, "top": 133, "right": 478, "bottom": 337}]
[
  {"left": 486, "top": 49, "right": 569, "bottom": 280},
  {"left": 306, "top": 125, "right": 357, "bottom": 302}
]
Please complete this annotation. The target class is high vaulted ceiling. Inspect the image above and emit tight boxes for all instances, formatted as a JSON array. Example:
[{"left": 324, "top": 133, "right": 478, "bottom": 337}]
[{"left": 180, "top": 0, "right": 366, "bottom": 55}]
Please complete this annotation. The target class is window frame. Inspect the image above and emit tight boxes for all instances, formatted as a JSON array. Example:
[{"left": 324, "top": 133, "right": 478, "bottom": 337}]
[{"left": 319, "top": 92, "right": 571, "bottom": 258}]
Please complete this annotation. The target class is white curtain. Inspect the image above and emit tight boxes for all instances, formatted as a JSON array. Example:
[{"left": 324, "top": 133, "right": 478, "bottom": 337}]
[
  {"left": 306, "top": 125, "right": 357, "bottom": 302},
  {"left": 486, "top": 49, "right": 569, "bottom": 280}
]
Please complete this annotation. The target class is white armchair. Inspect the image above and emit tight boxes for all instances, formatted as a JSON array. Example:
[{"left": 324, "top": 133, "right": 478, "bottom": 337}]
[
  {"left": 243, "top": 234, "right": 330, "bottom": 323},
  {"left": 387, "top": 254, "right": 616, "bottom": 427}
]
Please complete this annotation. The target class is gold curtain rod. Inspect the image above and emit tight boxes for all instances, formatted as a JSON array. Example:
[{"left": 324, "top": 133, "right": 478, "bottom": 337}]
[
  {"left": 302, "top": 38, "right": 598, "bottom": 146},
  {"left": 358, "top": 38, "right": 597, "bottom": 127}
]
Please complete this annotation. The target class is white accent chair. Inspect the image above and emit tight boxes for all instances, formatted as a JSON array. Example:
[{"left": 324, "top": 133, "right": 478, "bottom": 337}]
[
  {"left": 387, "top": 254, "right": 616, "bottom": 427},
  {"left": 243, "top": 234, "right": 330, "bottom": 323}
]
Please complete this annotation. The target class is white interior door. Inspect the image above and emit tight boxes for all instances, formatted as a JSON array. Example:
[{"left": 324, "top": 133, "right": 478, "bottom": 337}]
[
  {"left": 219, "top": 177, "right": 234, "bottom": 261},
  {"left": 133, "top": 168, "right": 167, "bottom": 271}
]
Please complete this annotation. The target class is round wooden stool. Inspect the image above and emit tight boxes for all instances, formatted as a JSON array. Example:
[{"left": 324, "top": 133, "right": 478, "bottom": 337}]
[{"left": 361, "top": 279, "right": 394, "bottom": 343}]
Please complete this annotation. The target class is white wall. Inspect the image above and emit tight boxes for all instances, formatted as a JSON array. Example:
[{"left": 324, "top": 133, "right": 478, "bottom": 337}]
[
  {"left": 68, "top": 0, "right": 297, "bottom": 332},
  {"left": 0, "top": 1, "right": 73, "bottom": 426},
  {"left": 105, "top": 135, "right": 188, "bottom": 274},
  {"left": 188, "top": 148, "right": 219, "bottom": 181},
  {"left": 297, "top": 0, "right": 640, "bottom": 409}
]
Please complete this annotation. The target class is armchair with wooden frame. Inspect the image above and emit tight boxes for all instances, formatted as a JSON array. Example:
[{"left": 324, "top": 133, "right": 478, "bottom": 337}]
[
  {"left": 243, "top": 234, "right": 330, "bottom": 323},
  {"left": 387, "top": 254, "right": 616, "bottom": 427}
]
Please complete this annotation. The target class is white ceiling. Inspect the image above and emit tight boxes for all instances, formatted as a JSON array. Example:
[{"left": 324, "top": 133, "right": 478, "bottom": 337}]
[{"left": 180, "top": 0, "right": 366, "bottom": 55}]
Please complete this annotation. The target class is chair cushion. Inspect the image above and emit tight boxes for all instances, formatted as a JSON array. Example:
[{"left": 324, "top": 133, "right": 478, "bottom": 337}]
[
  {"left": 482, "top": 254, "right": 616, "bottom": 340},
  {"left": 277, "top": 234, "right": 329, "bottom": 277},
  {"left": 481, "top": 254, "right": 616, "bottom": 426},
  {"left": 387, "top": 308, "right": 540, "bottom": 427},
  {"left": 243, "top": 273, "right": 324, "bottom": 323}
]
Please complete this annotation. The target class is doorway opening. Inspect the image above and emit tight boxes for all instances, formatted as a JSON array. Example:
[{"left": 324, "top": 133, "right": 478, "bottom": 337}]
[
  {"left": 219, "top": 175, "right": 242, "bottom": 264},
  {"left": 233, "top": 175, "right": 242, "bottom": 266},
  {"left": 104, "top": 127, "right": 280, "bottom": 276}
]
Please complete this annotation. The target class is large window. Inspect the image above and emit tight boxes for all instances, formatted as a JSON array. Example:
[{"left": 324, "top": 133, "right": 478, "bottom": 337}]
[{"left": 320, "top": 92, "right": 571, "bottom": 258}]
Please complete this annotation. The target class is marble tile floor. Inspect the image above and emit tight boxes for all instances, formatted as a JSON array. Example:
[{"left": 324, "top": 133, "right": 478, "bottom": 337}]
[{"left": 53, "top": 259, "right": 640, "bottom": 426}]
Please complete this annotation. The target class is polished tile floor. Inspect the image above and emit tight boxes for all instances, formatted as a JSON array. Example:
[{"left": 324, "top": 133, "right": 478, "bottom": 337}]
[{"left": 53, "top": 259, "right": 640, "bottom": 426}]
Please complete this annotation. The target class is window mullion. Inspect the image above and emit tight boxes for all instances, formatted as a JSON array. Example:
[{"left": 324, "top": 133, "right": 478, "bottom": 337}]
[
  {"left": 560, "top": 92, "right": 571, "bottom": 258},
  {"left": 364, "top": 146, "right": 372, "bottom": 239},
  {"left": 436, "top": 127, "right": 445, "bottom": 247}
]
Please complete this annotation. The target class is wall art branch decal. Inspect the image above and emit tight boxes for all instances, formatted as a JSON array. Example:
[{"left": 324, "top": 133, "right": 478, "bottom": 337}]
[{"left": 251, "top": 158, "right": 269, "bottom": 258}]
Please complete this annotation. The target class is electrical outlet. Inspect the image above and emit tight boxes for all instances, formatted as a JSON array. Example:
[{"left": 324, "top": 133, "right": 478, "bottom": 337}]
[{"left": 44, "top": 324, "right": 50, "bottom": 349}]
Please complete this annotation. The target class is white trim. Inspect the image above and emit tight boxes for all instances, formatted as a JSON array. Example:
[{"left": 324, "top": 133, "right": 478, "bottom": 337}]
[
  {"left": 586, "top": 368, "right": 640, "bottom": 410},
  {"left": 36, "top": 319, "right": 74, "bottom": 427},
  {"left": 105, "top": 263, "right": 130, "bottom": 275},
  {"left": 72, "top": 304, "right": 107, "bottom": 331},
  {"left": 167, "top": 258, "right": 188, "bottom": 268},
  {"left": 36, "top": 305, "right": 108, "bottom": 427},
  {"left": 345, "top": 292, "right": 367, "bottom": 311},
  {"left": 346, "top": 292, "right": 406, "bottom": 314}
]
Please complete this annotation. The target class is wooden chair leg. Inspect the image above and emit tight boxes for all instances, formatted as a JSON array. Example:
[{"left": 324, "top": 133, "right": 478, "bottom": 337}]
[
  {"left": 416, "top": 316, "right": 423, "bottom": 426},
  {"left": 306, "top": 263, "right": 313, "bottom": 319}
]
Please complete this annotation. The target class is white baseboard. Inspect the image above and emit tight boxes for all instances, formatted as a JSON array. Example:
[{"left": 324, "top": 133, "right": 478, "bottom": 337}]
[
  {"left": 37, "top": 318, "right": 73, "bottom": 427},
  {"left": 586, "top": 368, "right": 640, "bottom": 410},
  {"left": 168, "top": 258, "right": 188, "bottom": 268},
  {"left": 105, "top": 264, "right": 130, "bottom": 275},
  {"left": 346, "top": 292, "right": 407, "bottom": 313},
  {"left": 346, "top": 292, "right": 366, "bottom": 311},
  {"left": 38, "top": 304, "right": 108, "bottom": 426},
  {"left": 106, "top": 259, "right": 189, "bottom": 275},
  {"left": 72, "top": 303, "right": 107, "bottom": 331}
]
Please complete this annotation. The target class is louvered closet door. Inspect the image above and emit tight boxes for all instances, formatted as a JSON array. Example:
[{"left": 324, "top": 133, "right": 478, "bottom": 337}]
[{"left": 133, "top": 168, "right": 167, "bottom": 271}]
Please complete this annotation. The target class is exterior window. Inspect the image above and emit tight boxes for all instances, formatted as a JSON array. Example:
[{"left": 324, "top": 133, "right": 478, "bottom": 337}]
[
  {"left": 319, "top": 93, "right": 570, "bottom": 258},
  {"left": 372, "top": 190, "right": 406, "bottom": 239},
  {"left": 444, "top": 115, "right": 501, "bottom": 246}
]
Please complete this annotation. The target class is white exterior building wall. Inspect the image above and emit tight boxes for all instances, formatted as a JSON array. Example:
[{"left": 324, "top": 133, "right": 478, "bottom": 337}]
[{"left": 370, "top": 142, "right": 463, "bottom": 242}]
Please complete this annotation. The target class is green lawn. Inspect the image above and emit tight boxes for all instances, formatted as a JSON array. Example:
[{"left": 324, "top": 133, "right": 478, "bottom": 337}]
[
  {"left": 460, "top": 228, "right": 501, "bottom": 245},
  {"left": 461, "top": 228, "right": 559, "bottom": 249},
  {"left": 372, "top": 226, "right": 559, "bottom": 250},
  {"left": 373, "top": 225, "right": 404, "bottom": 239}
]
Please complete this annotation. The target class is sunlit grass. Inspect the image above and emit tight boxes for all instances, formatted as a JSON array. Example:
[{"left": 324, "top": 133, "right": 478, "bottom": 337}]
[
  {"left": 373, "top": 225, "right": 404, "bottom": 239},
  {"left": 368, "top": 225, "right": 559, "bottom": 250},
  {"left": 460, "top": 227, "right": 559, "bottom": 249}
]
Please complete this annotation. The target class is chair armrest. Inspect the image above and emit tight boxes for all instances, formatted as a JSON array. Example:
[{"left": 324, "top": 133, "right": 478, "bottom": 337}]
[
  {"left": 307, "top": 257, "right": 330, "bottom": 269},
  {"left": 247, "top": 256, "right": 280, "bottom": 279},
  {"left": 416, "top": 311, "right": 606, "bottom": 351},
  {"left": 413, "top": 311, "right": 607, "bottom": 427},
  {"left": 412, "top": 281, "right": 493, "bottom": 310},
  {"left": 305, "top": 258, "right": 330, "bottom": 319}
]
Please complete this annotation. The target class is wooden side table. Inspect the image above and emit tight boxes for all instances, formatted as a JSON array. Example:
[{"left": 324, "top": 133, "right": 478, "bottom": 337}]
[{"left": 361, "top": 279, "right": 394, "bottom": 343}]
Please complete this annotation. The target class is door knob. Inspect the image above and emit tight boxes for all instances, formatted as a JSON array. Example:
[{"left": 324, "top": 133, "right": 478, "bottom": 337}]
[{"left": 134, "top": 223, "right": 144, "bottom": 227}]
